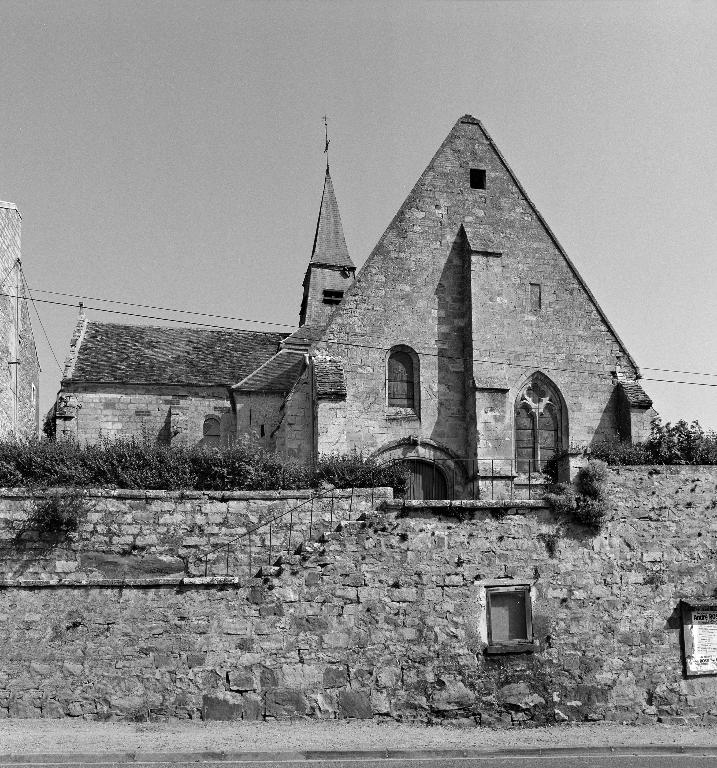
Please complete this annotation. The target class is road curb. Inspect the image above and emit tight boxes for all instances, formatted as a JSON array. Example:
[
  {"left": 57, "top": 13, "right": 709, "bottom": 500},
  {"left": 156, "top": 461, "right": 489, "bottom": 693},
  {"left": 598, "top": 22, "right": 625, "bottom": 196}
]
[{"left": 2, "top": 744, "right": 717, "bottom": 764}]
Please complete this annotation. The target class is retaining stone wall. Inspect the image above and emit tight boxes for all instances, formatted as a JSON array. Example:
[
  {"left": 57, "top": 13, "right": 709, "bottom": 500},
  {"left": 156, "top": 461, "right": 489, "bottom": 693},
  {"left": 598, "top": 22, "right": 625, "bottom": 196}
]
[{"left": 0, "top": 467, "right": 716, "bottom": 725}]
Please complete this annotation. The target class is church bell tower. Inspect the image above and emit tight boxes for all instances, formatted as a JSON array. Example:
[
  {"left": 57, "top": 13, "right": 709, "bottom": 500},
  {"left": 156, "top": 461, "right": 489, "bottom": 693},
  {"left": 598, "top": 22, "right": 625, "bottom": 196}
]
[{"left": 298, "top": 166, "right": 355, "bottom": 327}]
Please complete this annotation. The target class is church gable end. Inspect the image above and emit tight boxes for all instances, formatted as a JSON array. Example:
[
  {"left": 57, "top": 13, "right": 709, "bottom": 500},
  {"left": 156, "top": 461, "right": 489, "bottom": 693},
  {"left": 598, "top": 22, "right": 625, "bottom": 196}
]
[{"left": 315, "top": 115, "right": 645, "bottom": 461}]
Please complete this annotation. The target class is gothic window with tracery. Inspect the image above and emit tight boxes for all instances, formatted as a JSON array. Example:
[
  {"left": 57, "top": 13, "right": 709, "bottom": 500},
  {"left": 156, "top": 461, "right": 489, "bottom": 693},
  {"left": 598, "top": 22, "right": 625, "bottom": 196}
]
[{"left": 514, "top": 376, "right": 564, "bottom": 472}]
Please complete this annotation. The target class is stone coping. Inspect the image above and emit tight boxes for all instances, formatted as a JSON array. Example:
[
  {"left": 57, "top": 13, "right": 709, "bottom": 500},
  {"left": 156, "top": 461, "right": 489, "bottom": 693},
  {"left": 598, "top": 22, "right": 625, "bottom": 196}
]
[
  {"left": 0, "top": 575, "right": 245, "bottom": 589},
  {"left": 384, "top": 499, "right": 548, "bottom": 510},
  {"left": 0, "top": 487, "right": 393, "bottom": 501}
]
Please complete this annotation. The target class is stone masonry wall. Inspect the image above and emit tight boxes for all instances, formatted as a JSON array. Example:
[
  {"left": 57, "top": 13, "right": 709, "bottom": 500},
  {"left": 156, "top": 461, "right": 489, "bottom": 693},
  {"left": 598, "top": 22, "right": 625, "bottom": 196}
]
[
  {"left": 0, "top": 204, "right": 39, "bottom": 439},
  {"left": 234, "top": 392, "right": 285, "bottom": 452},
  {"left": 1, "top": 467, "right": 716, "bottom": 724},
  {"left": 314, "top": 117, "right": 641, "bottom": 464},
  {"left": 59, "top": 384, "right": 232, "bottom": 446},
  {"left": 275, "top": 368, "right": 314, "bottom": 463}
]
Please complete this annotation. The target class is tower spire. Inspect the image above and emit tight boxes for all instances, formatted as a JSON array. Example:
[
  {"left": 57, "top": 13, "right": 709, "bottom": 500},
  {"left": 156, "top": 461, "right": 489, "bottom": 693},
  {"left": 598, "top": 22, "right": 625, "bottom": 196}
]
[{"left": 298, "top": 135, "right": 356, "bottom": 327}]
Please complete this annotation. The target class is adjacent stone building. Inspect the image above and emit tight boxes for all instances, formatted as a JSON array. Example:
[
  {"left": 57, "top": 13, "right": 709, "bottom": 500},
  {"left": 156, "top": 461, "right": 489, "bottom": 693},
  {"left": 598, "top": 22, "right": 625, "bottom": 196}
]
[
  {"left": 0, "top": 201, "right": 40, "bottom": 438},
  {"left": 55, "top": 319, "right": 286, "bottom": 446},
  {"left": 53, "top": 116, "right": 655, "bottom": 491}
]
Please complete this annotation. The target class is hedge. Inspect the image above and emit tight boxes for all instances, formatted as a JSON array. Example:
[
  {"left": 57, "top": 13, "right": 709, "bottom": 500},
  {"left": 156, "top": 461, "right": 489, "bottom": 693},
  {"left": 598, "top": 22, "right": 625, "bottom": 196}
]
[
  {"left": 0, "top": 438, "right": 407, "bottom": 492},
  {"left": 590, "top": 418, "right": 717, "bottom": 466}
]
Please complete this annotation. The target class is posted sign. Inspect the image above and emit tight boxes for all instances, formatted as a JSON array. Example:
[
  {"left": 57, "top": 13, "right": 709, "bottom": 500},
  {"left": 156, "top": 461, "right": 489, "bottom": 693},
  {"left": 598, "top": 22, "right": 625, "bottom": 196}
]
[{"left": 682, "top": 602, "right": 717, "bottom": 676}]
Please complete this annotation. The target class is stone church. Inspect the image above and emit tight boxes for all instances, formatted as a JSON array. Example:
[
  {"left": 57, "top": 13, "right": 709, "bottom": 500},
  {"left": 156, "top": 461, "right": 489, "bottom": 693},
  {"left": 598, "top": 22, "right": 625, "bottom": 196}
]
[{"left": 54, "top": 115, "right": 655, "bottom": 495}]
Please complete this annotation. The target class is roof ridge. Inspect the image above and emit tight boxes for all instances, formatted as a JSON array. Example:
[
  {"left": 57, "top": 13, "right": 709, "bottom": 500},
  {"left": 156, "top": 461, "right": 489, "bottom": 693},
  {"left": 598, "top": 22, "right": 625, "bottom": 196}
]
[{"left": 83, "top": 320, "right": 287, "bottom": 337}]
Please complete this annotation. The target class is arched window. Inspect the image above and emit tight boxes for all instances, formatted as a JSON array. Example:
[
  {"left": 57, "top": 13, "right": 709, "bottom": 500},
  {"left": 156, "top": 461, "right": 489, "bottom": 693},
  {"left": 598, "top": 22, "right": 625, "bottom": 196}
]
[
  {"left": 514, "top": 375, "right": 565, "bottom": 473},
  {"left": 203, "top": 416, "right": 221, "bottom": 447},
  {"left": 387, "top": 346, "right": 419, "bottom": 412}
]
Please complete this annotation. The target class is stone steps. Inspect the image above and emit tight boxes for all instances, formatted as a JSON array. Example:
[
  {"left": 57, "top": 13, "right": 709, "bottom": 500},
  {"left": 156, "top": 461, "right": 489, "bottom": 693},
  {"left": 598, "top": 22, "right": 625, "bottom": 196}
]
[{"left": 248, "top": 511, "right": 375, "bottom": 587}]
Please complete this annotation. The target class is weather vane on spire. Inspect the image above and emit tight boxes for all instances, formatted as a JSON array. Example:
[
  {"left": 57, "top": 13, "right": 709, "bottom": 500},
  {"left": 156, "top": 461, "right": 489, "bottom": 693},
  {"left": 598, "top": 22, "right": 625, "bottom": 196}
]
[{"left": 323, "top": 114, "right": 330, "bottom": 171}]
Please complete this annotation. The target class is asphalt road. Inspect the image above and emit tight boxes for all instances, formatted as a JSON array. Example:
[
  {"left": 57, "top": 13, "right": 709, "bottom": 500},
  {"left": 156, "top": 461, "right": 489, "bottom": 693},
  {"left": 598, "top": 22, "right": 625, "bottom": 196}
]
[{"left": 3, "top": 756, "right": 717, "bottom": 768}]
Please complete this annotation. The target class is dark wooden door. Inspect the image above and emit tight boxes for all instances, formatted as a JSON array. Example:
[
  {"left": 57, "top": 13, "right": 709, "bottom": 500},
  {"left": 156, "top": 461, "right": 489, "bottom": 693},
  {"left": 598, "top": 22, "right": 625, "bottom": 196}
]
[{"left": 403, "top": 459, "right": 447, "bottom": 500}]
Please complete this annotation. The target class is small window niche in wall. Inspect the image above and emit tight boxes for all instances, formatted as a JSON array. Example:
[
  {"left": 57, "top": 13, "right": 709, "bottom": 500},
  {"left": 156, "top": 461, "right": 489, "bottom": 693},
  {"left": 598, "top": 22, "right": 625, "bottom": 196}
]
[
  {"left": 322, "top": 289, "right": 344, "bottom": 305},
  {"left": 470, "top": 168, "right": 487, "bottom": 190},
  {"left": 202, "top": 416, "right": 221, "bottom": 447},
  {"left": 529, "top": 283, "right": 542, "bottom": 312},
  {"left": 485, "top": 584, "right": 536, "bottom": 654},
  {"left": 386, "top": 345, "right": 420, "bottom": 417}
]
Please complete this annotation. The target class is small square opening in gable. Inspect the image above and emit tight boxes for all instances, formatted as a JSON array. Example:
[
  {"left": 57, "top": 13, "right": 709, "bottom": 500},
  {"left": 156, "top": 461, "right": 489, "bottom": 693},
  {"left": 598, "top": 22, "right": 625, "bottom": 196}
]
[{"left": 470, "top": 168, "right": 486, "bottom": 190}]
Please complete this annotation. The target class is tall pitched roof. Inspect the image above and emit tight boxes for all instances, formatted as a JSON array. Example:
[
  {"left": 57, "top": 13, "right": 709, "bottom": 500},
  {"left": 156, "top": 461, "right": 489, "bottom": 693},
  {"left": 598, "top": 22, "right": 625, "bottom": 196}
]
[
  {"left": 64, "top": 322, "right": 287, "bottom": 387},
  {"left": 310, "top": 168, "right": 354, "bottom": 269},
  {"left": 319, "top": 114, "right": 642, "bottom": 377}
]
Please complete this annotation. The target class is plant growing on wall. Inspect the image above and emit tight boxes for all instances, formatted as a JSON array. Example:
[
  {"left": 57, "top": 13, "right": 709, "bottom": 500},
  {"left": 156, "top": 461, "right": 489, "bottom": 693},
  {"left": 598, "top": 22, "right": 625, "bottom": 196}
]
[
  {"left": 544, "top": 459, "right": 610, "bottom": 533},
  {"left": 24, "top": 489, "right": 90, "bottom": 538}
]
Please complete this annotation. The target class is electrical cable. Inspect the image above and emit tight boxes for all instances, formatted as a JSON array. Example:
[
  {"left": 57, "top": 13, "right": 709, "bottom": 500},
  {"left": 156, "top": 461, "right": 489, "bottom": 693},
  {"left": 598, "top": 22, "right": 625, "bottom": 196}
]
[
  {"left": 4, "top": 286, "right": 716, "bottom": 388},
  {"left": 641, "top": 366, "right": 717, "bottom": 378},
  {"left": 18, "top": 267, "right": 63, "bottom": 373},
  {"left": 28, "top": 286, "right": 297, "bottom": 329}
]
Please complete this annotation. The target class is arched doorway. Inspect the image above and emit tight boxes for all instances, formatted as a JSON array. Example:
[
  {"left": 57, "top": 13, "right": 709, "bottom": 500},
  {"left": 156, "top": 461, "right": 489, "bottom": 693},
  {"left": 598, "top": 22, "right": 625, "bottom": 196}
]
[{"left": 400, "top": 459, "right": 448, "bottom": 500}]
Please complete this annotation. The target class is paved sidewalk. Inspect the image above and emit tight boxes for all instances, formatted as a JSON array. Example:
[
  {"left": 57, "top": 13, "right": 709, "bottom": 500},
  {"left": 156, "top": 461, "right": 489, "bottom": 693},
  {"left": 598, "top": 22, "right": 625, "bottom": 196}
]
[{"left": 1, "top": 720, "right": 717, "bottom": 758}]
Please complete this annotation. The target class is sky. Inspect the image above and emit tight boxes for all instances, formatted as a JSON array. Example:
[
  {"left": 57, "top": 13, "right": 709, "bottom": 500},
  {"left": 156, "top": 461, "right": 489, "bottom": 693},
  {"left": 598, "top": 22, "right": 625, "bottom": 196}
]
[{"left": 0, "top": 0, "right": 716, "bottom": 430}]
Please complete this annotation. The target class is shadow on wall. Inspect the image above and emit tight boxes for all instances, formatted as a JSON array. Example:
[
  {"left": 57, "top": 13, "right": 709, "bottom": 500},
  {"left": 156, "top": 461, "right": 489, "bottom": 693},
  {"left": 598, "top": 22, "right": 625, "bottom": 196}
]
[
  {"left": 431, "top": 234, "right": 470, "bottom": 456},
  {"left": 588, "top": 386, "right": 621, "bottom": 449}
]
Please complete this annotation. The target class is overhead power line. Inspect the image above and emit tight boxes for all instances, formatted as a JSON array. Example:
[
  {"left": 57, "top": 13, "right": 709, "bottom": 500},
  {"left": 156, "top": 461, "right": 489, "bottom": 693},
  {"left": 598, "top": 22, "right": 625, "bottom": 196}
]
[
  {"left": 642, "top": 366, "right": 717, "bottom": 378},
  {"left": 18, "top": 266, "right": 64, "bottom": 373},
  {"left": 5, "top": 286, "right": 717, "bottom": 389},
  {"left": 29, "top": 287, "right": 297, "bottom": 329}
]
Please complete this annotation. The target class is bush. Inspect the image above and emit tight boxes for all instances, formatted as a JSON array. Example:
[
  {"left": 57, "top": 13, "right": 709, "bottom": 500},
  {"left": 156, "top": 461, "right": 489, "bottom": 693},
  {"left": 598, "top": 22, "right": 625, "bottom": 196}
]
[
  {"left": 543, "top": 483, "right": 577, "bottom": 516},
  {"left": 573, "top": 496, "right": 609, "bottom": 531},
  {"left": 545, "top": 460, "right": 610, "bottom": 533},
  {"left": 576, "top": 459, "right": 609, "bottom": 499},
  {"left": 0, "top": 438, "right": 406, "bottom": 492},
  {"left": 26, "top": 490, "right": 90, "bottom": 537},
  {"left": 588, "top": 438, "right": 650, "bottom": 466},
  {"left": 590, "top": 418, "right": 717, "bottom": 466}
]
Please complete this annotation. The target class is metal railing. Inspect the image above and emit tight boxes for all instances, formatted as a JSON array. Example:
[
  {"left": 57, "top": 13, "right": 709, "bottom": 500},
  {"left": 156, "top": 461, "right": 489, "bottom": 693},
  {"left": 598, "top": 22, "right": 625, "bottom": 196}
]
[
  {"left": 387, "top": 457, "right": 550, "bottom": 502},
  {"left": 195, "top": 485, "right": 375, "bottom": 582}
]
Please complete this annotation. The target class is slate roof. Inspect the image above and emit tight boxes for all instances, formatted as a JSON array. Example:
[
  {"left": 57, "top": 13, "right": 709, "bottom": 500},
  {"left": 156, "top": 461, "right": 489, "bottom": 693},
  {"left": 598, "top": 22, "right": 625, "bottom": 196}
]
[
  {"left": 232, "top": 349, "right": 306, "bottom": 393},
  {"left": 310, "top": 168, "right": 354, "bottom": 269},
  {"left": 620, "top": 380, "right": 653, "bottom": 409},
  {"left": 282, "top": 324, "right": 326, "bottom": 351},
  {"left": 66, "top": 322, "right": 287, "bottom": 386},
  {"left": 314, "top": 356, "right": 346, "bottom": 399}
]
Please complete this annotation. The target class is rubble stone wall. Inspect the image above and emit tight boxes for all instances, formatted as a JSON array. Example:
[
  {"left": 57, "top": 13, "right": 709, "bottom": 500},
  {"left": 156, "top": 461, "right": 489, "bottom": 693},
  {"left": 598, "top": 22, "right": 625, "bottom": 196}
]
[{"left": 1, "top": 467, "right": 716, "bottom": 725}]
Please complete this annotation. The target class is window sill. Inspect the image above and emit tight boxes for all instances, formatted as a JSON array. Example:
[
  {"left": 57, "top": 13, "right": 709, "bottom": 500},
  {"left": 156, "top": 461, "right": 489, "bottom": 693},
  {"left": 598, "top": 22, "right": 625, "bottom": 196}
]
[
  {"left": 386, "top": 408, "right": 419, "bottom": 421},
  {"left": 485, "top": 642, "right": 538, "bottom": 655}
]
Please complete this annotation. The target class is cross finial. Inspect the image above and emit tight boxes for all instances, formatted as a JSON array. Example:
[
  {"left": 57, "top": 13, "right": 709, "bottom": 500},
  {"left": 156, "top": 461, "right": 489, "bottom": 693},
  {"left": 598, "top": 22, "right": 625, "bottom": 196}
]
[{"left": 323, "top": 114, "right": 330, "bottom": 171}]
